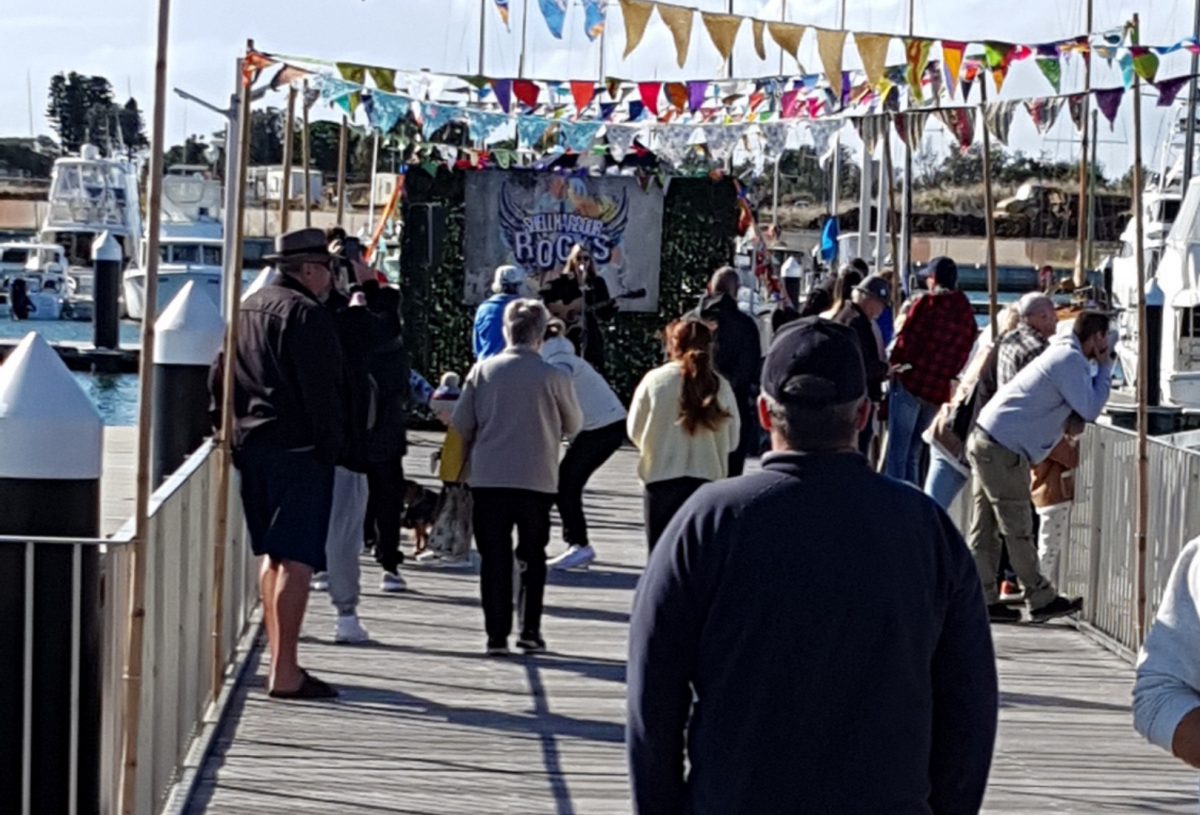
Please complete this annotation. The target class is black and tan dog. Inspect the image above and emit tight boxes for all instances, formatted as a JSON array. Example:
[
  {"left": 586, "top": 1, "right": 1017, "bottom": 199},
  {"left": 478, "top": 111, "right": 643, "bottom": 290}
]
[{"left": 402, "top": 479, "right": 440, "bottom": 555}]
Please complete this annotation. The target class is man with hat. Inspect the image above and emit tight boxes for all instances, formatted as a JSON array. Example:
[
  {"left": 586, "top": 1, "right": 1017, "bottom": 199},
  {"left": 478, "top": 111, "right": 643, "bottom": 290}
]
[
  {"left": 474, "top": 264, "right": 528, "bottom": 360},
  {"left": 213, "top": 227, "right": 344, "bottom": 699},
  {"left": 627, "top": 317, "right": 997, "bottom": 814},
  {"left": 833, "top": 273, "right": 890, "bottom": 456}
]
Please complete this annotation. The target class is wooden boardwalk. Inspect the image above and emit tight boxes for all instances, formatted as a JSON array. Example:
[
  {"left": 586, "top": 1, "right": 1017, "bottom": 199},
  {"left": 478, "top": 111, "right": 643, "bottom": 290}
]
[{"left": 186, "top": 433, "right": 1199, "bottom": 814}]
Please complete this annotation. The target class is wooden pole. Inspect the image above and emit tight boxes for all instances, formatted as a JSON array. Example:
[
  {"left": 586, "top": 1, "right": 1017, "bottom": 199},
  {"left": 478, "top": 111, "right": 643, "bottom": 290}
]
[
  {"left": 886, "top": 126, "right": 901, "bottom": 314},
  {"left": 1132, "top": 14, "right": 1149, "bottom": 644},
  {"left": 366, "top": 173, "right": 405, "bottom": 263},
  {"left": 367, "top": 132, "right": 380, "bottom": 227},
  {"left": 900, "top": 0, "right": 915, "bottom": 288},
  {"left": 335, "top": 116, "right": 348, "bottom": 225},
  {"left": 279, "top": 84, "right": 296, "bottom": 233},
  {"left": 211, "top": 47, "right": 253, "bottom": 701},
  {"left": 302, "top": 80, "right": 312, "bottom": 228},
  {"left": 980, "top": 77, "right": 999, "bottom": 341},
  {"left": 118, "top": 0, "right": 171, "bottom": 808},
  {"left": 1087, "top": 108, "right": 1098, "bottom": 273},
  {"left": 1184, "top": 0, "right": 1200, "bottom": 191},
  {"left": 1074, "top": 0, "right": 1093, "bottom": 288}
]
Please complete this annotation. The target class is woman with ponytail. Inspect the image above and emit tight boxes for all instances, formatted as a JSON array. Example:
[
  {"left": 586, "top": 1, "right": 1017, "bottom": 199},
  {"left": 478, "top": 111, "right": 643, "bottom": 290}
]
[{"left": 627, "top": 319, "right": 740, "bottom": 551}]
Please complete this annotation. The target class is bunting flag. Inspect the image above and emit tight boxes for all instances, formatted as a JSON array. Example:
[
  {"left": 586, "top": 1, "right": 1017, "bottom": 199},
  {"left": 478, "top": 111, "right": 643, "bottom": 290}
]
[
  {"left": 768, "top": 22, "right": 805, "bottom": 63},
  {"left": 666, "top": 82, "right": 689, "bottom": 112},
  {"left": 781, "top": 88, "right": 801, "bottom": 119},
  {"left": 688, "top": 81, "right": 708, "bottom": 113},
  {"left": 983, "top": 42, "right": 1015, "bottom": 92},
  {"left": 466, "top": 110, "right": 508, "bottom": 145},
  {"left": 1024, "top": 97, "right": 1062, "bottom": 135},
  {"left": 855, "top": 33, "right": 891, "bottom": 88},
  {"left": 658, "top": 4, "right": 695, "bottom": 68},
  {"left": 517, "top": 116, "right": 552, "bottom": 148},
  {"left": 606, "top": 124, "right": 640, "bottom": 161},
  {"left": 620, "top": 0, "right": 654, "bottom": 58},
  {"left": 599, "top": 101, "right": 617, "bottom": 120},
  {"left": 538, "top": 0, "right": 567, "bottom": 38},
  {"left": 1130, "top": 47, "right": 1160, "bottom": 83},
  {"left": 242, "top": 51, "right": 275, "bottom": 88},
  {"left": 638, "top": 82, "right": 662, "bottom": 117},
  {"left": 817, "top": 30, "right": 849, "bottom": 103},
  {"left": 560, "top": 120, "right": 603, "bottom": 152},
  {"left": 905, "top": 39, "right": 932, "bottom": 101},
  {"left": 420, "top": 103, "right": 459, "bottom": 139},
  {"left": 570, "top": 81, "right": 597, "bottom": 112},
  {"left": 1067, "top": 93, "right": 1087, "bottom": 131},
  {"left": 270, "top": 65, "right": 312, "bottom": 91},
  {"left": 1035, "top": 45, "right": 1062, "bottom": 93},
  {"left": 808, "top": 120, "right": 839, "bottom": 161},
  {"left": 1119, "top": 52, "right": 1135, "bottom": 88},
  {"left": 942, "top": 40, "right": 966, "bottom": 99},
  {"left": 629, "top": 100, "right": 646, "bottom": 120},
  {"left": 1156, "top": 75, "right": 1191, "bottom": 107},
  {"left": 369, "top": 67, "right": 397, "bottom": 94},
  {"left": 493, "top": 0, "right": 510, "bottom": 27},
  {"left": 937, "top": 107, "right": 976, "bottom": 152},
  {"left": 984, "top": 100, "right": 1018, "bottom": 145},
  {"left": 703, "top": 124, "right": 747, "bottom": 162},
  {"left": 655, "top": 125, "right": 693, "bottom": 164},
  {"left": 760, "top": 122, "right": 790, "bottom": 162},
  {"left": 960, "top": 59, "right": 980, "bottom": 102},
  {"left": 702, "top": 12, "right": 742, "bottom": 62},
  {"left": 1094, "top": 87, "right": 1124, "bottom": 127},
  {"left": 752, "top": 20, "right": 767, "bottom": 61},
  {"left": 317, "top": 75, "right": 360, "bottom": 103},
  {"left": 582, "top": 0, "right": 606, "bottom": 40},
  {"left": 490, "top": 79, "right": 513, "bottom": 113},
  {"left": 513, "top": 79, "right": 540, "bottom": 109},
  {"left": 366, "top": 93, "right": 411, "bottom": 133}
]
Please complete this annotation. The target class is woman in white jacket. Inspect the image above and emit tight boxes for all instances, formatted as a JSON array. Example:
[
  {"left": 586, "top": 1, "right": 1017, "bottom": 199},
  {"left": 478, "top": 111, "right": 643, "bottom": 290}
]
[{"left": 542, "top": 321, "right": 628, "bottom": 571}]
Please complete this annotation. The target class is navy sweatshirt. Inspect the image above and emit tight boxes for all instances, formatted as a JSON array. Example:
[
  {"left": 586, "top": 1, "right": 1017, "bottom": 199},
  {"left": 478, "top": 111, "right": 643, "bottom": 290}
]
[{"left": 627, "top": 452, "right": 998, "bottom": 814}]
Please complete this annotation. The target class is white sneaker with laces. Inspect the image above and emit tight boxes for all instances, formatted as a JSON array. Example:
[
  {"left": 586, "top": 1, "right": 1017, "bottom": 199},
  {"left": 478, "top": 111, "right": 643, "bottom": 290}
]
[
  {"left": 380, "top": 571, "right": 407, "bottom": 592},
  {"left": 310, "top": 572, "right": 329, "bottom": 591},
  {"left": 549, "top": 544, "right": 596, "bottom": 571},
  {"left": 334, "top": 614, "right": 370, "bottom": 644}
]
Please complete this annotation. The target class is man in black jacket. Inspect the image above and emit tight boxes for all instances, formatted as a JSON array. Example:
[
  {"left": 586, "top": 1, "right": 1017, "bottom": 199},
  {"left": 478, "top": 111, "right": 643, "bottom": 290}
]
[
  {"left": 628, "top": 318, "right": 997, "bottom": 814},
  {"left": 833, "top": 273, "right": 890, "bottom": 457},
  {"left": 694, "top": 267, "right": 763, "bottom": 476},
  {"left": 217, "top": 228, "right": 344, "bottom": 699}
]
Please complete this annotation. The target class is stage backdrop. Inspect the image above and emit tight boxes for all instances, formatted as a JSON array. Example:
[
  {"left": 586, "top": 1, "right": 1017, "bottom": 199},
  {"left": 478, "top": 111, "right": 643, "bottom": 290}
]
[{"left": 463, "top": 171, "right": 664, "bottom": 312}]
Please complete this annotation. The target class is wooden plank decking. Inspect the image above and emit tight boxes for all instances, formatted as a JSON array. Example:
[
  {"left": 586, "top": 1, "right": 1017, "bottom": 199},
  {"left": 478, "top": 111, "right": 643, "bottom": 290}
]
[{"left": 186, "top": 433, "right": 1199, "bottom": 814}]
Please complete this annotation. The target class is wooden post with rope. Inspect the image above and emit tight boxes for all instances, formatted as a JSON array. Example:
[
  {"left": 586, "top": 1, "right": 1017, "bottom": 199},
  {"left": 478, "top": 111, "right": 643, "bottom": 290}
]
[
  {"left": 979, "top": 75, "right": 999, "bottom": 341},
  {"left": 335, "top": 116, "right": 348, "bottom": 225},
  {"left": 302, "top": 80, "right": 312, "bottom": 228},
  {"left": 280, "top": 84, "right": 296, "bottom": 233},
  {"left": 1131, "top": 14, "right": 1150, "bottom": 644}
]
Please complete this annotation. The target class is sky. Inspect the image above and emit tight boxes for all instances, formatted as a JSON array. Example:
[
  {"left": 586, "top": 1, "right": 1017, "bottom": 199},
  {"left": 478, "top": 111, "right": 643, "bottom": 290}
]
[{"left": 5, "top": 0, "right": 1199, "bottom": 180}]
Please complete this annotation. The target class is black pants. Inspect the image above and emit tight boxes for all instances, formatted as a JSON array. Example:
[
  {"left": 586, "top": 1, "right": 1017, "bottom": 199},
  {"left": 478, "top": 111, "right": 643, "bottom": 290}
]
[
  {"left": 643, "top": 477, "right": 708, "bottom": 552},
  {"left": 727, "top": 400, "right": 756, "bottom": 478},
  {"left": 472, "top": 488, "right": 554, "bottom": 642},
  {"left": 557, "top": 420, "right": 626, "bottom": 547},
  {"left": 366, "top": 456, "right": 405, "bottom": 574},
  {"left": 858, "top": 403, "right": 876, "bottom": 458}
]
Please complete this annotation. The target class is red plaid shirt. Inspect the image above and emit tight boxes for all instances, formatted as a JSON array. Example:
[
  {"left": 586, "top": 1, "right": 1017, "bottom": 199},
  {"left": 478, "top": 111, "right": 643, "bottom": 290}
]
[{"left": 890, "top": 289, "right": 978, "bottom": 405}]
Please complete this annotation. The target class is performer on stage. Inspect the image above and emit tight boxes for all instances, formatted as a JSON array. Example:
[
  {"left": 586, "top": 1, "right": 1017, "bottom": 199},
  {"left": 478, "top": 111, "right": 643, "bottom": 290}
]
[{"left": 540, "top": 244, "right": 618, "bottom": 373}]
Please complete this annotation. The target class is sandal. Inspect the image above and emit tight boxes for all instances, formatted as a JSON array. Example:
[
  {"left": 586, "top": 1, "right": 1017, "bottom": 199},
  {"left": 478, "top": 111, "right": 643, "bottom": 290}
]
[{"left": 268, "top": 670, "right": 338, "bottom": 700}]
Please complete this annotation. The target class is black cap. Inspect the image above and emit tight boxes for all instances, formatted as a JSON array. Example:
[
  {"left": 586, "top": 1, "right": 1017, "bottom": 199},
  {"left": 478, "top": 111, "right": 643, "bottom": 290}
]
[
  {"left": 855, "top": 274, "right": 891, "bottom": 304},
  {"left": 264, "top": 227, "right": 333, "bottom": 263},
  {"left": 761, "top": 317, "right": 866, "bottom": 408},
  {"left": 921, "top": 256, "right": 958, "bottom": 289}
]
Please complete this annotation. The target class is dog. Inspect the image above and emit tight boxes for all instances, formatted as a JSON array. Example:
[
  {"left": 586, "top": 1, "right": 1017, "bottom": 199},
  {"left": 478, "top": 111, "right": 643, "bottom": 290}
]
[{"left": 401, "top": 479, "right": 440, "bottom": 555}]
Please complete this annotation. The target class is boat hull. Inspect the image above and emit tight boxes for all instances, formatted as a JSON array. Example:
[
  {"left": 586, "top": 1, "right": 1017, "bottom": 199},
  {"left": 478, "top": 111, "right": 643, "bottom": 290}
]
[{"left": 123, "top": 269, "right": 223, "bottom": 321}]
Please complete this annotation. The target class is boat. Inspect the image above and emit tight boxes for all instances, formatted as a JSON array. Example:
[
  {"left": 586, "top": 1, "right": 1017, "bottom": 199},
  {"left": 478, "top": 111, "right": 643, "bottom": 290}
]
[
  {"left": 123, "top": 166, "right": 224, "bottom": 320},
  {"left": 38, "top": 144, "right": 143, "bottom": 318},
  {"left": 0, "top": 242, "right": 69, "bottom": 320}
]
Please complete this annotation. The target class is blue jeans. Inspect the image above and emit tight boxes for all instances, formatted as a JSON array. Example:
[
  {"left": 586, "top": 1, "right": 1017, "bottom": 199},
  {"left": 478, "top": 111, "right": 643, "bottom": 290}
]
[
  {"left": 885, "top": 381, "right": 939, "bottom": 485},
  {"left": 924, "top": 446, "right": 969, "bottom": 510}
]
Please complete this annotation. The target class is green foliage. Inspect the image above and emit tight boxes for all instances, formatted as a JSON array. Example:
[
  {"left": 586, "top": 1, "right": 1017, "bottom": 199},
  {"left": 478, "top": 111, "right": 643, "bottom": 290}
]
[
  {"left": 401, "top": 170, "right": 737, "bottom": 405},
  {"left": 46, "top": 72, "right": 116, "bottom": 154}
]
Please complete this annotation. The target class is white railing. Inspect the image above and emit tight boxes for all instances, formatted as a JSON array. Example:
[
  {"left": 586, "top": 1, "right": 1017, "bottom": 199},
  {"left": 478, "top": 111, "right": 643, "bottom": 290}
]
[
  {"left": 6, "top": 439, "right": 257, "bottom": 815},
  {"left": 951, "top": 423, "right": 1200, "bottom": 659}
]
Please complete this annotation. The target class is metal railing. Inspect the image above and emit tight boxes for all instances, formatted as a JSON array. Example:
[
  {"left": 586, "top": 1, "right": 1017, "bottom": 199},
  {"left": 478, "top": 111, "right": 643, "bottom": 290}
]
[
  {"left": 951, "top": 423, "right": 1200, "bottom": 659},
  {"left": 5, "top": 439, "right": 257, "bottom": 814}
]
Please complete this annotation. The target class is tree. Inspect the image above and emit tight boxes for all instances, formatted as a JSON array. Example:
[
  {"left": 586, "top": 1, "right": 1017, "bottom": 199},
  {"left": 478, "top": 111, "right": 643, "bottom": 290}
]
[
  {"left": 163, "top": 135, "right": 210, "bottom": 168},
  {"left": 46, "top": 72, "right": 117, "bottom": 154},
  {"left": 248, "top": 108, "right": 284, "bottom": 165},
  {"left": 118, "top": 99, "right": 149, "bottom": 158}
]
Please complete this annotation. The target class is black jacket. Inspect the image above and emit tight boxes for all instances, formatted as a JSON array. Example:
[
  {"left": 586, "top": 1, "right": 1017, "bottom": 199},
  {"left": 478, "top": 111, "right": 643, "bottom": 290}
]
[
  {"left": 628, "top": 453, "right": 997, "bottom": 815},
  {"left": 694, "top": 292, "right": 762, "bottom": 400},
  {"left": 213, "top": 275, "right": 346, "bottom": 465},
  {"left": 833, "top": 301, "right": 888, "bottom": 402}
]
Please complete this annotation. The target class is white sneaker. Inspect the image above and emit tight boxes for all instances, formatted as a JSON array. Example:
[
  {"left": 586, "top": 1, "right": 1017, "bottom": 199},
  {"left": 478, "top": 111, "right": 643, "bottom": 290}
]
[
  {"left": 549, "top": 544, "right": 596, "bottom": 571},
  {"left": 311, "top": 572, "right": 329, "bottom": 591},
  {"left": 380, "top": 571, "right": 407, "bottom": 592},
  {"left": 334, "top": 614, "right": 370, "bottom": 644},
  {"left": 415, "top": 550, "right": 441, "bottom": 563}
]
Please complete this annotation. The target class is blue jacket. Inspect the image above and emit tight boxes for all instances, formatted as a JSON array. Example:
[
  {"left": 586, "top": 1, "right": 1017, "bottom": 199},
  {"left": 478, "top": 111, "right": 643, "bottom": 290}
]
[
  {"left": 473, "top": 294, "right": 515, "bottom": 360},
  {"left": 628, "top": 452, "right": 998, "bottom": 814}
]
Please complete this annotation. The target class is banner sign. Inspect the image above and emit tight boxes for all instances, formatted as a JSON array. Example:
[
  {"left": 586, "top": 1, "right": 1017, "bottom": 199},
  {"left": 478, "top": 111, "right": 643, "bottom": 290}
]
[{"left": 464, "top": 171, "right": 663, "bottom": 311}]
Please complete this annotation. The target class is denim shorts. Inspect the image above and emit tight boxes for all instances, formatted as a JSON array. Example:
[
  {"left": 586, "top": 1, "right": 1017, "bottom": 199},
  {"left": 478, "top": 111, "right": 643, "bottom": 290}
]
[{"left": 234, "top": 445, "right": 335, "bottom": 571}]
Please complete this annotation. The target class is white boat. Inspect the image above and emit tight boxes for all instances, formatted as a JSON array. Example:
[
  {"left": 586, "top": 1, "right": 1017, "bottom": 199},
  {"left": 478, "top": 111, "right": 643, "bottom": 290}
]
[
  {"left": 0, "top": 242, "right": 69, "bottom": 320},
  {"left": 38, "top": 144, "right": 143, "bottom": 314},
  {"left": 123, "top": 166, "right": 225, "bottom": 320},
  {"left": 1146, "top": 177, "right": 1200, "bottom": 406}
]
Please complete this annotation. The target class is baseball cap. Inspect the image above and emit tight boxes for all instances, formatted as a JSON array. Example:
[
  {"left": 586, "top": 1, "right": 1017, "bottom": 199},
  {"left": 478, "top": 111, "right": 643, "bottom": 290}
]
[
  {"left": 492, "top": 264, "right": 525, "bottom": 293},
  {"left": 920, "top": 256, "right": 958, "bottom": 289},
  {"left": 855, "top": 274, "right": 891, "bottom": 304},
  {"left": 761, "top": 317, "right": 866, "bottom": 409}
]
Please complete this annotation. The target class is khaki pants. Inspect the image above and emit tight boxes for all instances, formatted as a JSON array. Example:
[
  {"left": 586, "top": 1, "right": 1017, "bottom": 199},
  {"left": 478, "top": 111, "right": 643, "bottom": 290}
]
[{"left": 966, "top": 432, "right": 1056, "bottom": 608}]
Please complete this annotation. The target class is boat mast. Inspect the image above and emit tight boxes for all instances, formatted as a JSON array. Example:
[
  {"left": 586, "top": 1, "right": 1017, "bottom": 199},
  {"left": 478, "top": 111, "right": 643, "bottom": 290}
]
[
  {"left": 1074, "top": 0, "right": 1093, "bottom": 288},
  {"left": 899, "top": 0, "right": 915, "bottom": 291},
  {"left": 1184, "top": 0, "right": 1200, "bottom": 190}
]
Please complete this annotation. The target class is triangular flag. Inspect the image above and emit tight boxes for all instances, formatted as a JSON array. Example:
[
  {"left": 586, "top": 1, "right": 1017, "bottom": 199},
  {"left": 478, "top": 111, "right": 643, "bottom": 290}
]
[
  {"left": 687, "top": 81, "right": 708, "bottom": 113},
  {"left": 1034, "top": 45, "right": 1061, "bottom": 93},
  {"left": 985, "top": 100, "right": 1018, "bottom": 145},
  {"left": 368, "top": 67, "right": 396, "bottom": 94},
  {"left": 600, "top": 101, "right": 617, "bottom": 120},
  {"left": 538, "top": 0, "right": 567, "bottom": 39},
  {"left": 942, "top": 41, "right": 966, "bottom": 99},
  {"left": 781, "top": 89, "right": 801, "bottom": 119},
  {"left": 491, "top": 79, "right": 513, "bottom": 113},
  {"left": 701, "top": 12, "right": 742, "bottom": 63},
  {"left": 1068, "top": 93, "right": 1086, "bottom": 131},
  {"left": 768, "top": 22, "right": 805, "bottom": 63},
  {"left": 270, "top": 65, "right": 312, "bottom": 91},
  {"left": 1156, "top": 75, "right": 1191, "bottom": 107},
  {"left": 657, "top": 4, "right": 695, "bottom": 68},
  {"left": 983, "top": 42, "right": 1015, "bottom": 92},
  {"left": 620, "top": 0, "right": 654, "bottom": 58},
  {"left": 629, "top": 100, "right": 646, "bottom": 121},
  {"left": 571, "top": 81, "right": 597, "bottom": 112},
  {"left": 337, "top": 63, "right": 367, "bottom": 86},
  {"left": 1094, "top": 87, "right": 1124, "bottom": 127},
  {"left": 752, "top": 20, "right": 767, "bottom": 61},
  {"left": 937, "top": 107, "right": 976, "bottom": 152},
  {"left": 638, "top": 82, "right": 662, "bottom": 117},
  {"left": 1024, "top": 97, "right": 1063, "bottom": 135},
  {"left": 493, "top": 0, "right": 510, "bottom": 27},
  {"left": 242, "top": 51, "right": 276, "bottom": 88},
  {"left": 666, "top": 82, "right": 689, "bottom": 112},
  {"left": 513, "top": 80, "right": 540, "bottom": 110},
  {"left": 583, "top": 0, "right": 606, "bottom": 39},
  {"left": 905, "top": 39, "right": 932, "bottom": 101},
  {"left": 855, "top": 33, "right": 891, "bottom": 88},
  {"left": 1131, "top": 47, "right": 1160, "bottom": 83},
  {"left": 817, "top": 30, "right": 848, "bottom": 102}
]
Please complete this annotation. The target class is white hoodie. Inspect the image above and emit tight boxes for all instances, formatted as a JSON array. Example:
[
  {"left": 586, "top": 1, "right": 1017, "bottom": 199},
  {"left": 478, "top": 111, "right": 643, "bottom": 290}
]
[{"left": 540, "top": 336, "right": 627, "bottom": 432}]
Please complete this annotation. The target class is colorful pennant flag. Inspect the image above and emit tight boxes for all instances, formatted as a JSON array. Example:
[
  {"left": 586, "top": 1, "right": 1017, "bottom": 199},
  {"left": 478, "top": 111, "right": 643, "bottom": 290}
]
[
  {"left": 1156, "top": 75, "right": 1191, "bottom": 107},
  {"left": 466, "top": 110, "right": 508, "bottom": 145},
  {"left": 983, "top": 42, "right": 1015, "bottom": 92},
  {"left": 538, "top": 0, "right": 567, "bottom": 38},
  {"left": 1068, "top": 93, "right": 1087, "bottom": 131},
  {"left": 242, "top": 51, "right": 276, "bottom": 88},
  {"left": 942, "top": 41, "right": 966, "bottom": 99},
  {"left": 666, "top": 83, "right": 689, "bottom": 112},
  {"left": 1094, "top": 87, "right": 1124, "bottom": 127},
  {"left": 599, "top": 101, "right": 617, "bottom": 120},
  {"left": 855, "top": 33, "right": 891, "bottom": 88},
  {"left": 781, "top": 89, "right": 801, "bottom": 119},
  {"left": 938, "top": 107, "right": 976, "bottom": 152},
  {"left": 817, "top": 30, "right": 849, "bottom": 103},
  {"left": 702, "top": 12, "right": 742, "bottom": 63},
  {"left": 768, "top": 22, "right": 805, "bottom": 63},
  {"left": 571, "top": 81, "right": 597, "bottom": 112},
  {"left": 493, "top": 0, "right": 510, "bottom": 27},
  {"left": 420, "top": 103, "right": 459, "bottom": 139},
  {"left": 1024, "top": 98, "right": 1063, "bottom": 135},
  {"left": 638, "top": 82, "right": 662, "bottom": 117},
  {"left": 606, "top": 124, "right": 640, "bottom": 161},
  {"left": 368, "top": 67, "right": 397, "bottom": 94},
  {"left": 560, "top": 121, "right": 603, "bottom": 153},
  {"left": 490, "top": 79, "right": 513, "bottom": 113},
  {"left": 657, "top": 4, "right": 695, "bottom": 68},
  {"left": 620, "top": 0, "right": 654, "bottom": 58},
  {"left": 517, "top": 116, "right": 552, "bottom": 149},
  {"left": 752, "top": 20, "right": 767, "bottom": 61},
  {"left": 317, "top": 75, "right": 359, "bottom": 103},
  {"left": 582, "top": 0, "right": 606, "bottom": 40},
  {"left": 688, "top": 81, "right": 708, "bottom": 113},
  {"left": 905, "top": 39, "right": 932, "bottom": 102},
  {"left": 1130, "top": 47, "right": 1160, "bottom": 83},
  {"left": 1035, "top": 45, "right": 1062, "bottom": 93},
  {"left": 366, "top": 93, "right": 411, "bottom": 133},
  {"left": 513, "top": 79, "right": 540, "bottom": 110}
]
